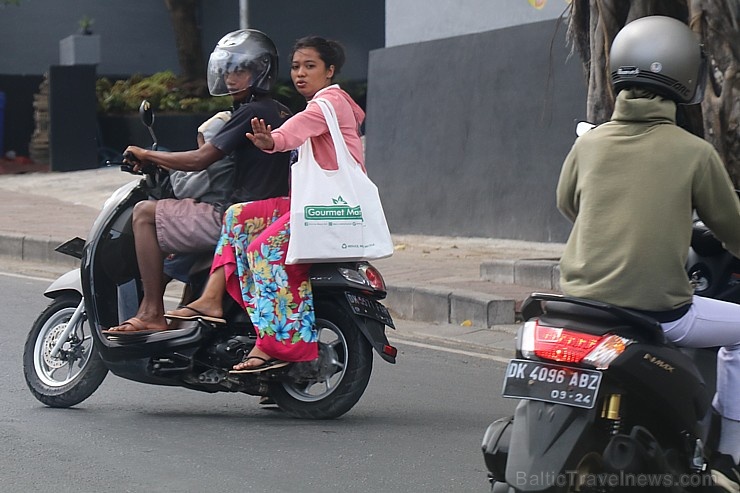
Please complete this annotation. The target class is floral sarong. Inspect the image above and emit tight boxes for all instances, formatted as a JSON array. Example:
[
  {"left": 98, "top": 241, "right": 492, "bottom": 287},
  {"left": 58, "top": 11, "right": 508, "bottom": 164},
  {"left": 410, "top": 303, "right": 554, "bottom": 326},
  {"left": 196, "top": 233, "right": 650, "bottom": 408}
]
[{"left": 211, "top": 198, "right": 318, "bottom": 362}]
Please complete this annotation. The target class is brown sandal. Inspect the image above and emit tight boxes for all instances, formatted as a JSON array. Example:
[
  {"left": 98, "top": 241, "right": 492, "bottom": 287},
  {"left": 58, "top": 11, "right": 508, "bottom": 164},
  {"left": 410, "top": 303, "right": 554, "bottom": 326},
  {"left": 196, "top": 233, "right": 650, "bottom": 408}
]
[
  {"left": 165, "top": 305, "right": 226, "bottom": 324},
  {"left": 229, "top": 356, "right": 290, "bottom": 374},
  {"left": 102, "top": 317, "right": 169, "bottom": 336}
]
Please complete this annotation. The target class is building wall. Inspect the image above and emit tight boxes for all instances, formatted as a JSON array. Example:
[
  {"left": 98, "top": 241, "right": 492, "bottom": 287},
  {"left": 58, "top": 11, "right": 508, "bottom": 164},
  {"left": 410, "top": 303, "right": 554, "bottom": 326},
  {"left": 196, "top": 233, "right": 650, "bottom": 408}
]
[
  {"left": 248, "top": 0, "right": 384, "bottom": 81},
  {"left": 0, "top": 0, "right": 231, "bottom": 76},
  {"left": 365, "top": 19, "right": 585, "bottom": 242},
  {"left": 0, "top": 0, "right": 382, "bottom": 80},
  {"left": 0, "top": 0, "right": 383, "bottom": 157},
  {"left": 0, "top": 0, "right": 236, "bottom": 157},
  {"left": 385, "top": 0, "right": 570, "bottom": 46}
]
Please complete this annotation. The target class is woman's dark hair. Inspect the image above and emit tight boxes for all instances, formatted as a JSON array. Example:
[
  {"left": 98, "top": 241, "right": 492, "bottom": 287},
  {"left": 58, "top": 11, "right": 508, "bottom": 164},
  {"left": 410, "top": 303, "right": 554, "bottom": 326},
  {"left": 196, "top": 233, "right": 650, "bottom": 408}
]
[{"left": 291, "top": 36, "right": 346, "bottom": 77}]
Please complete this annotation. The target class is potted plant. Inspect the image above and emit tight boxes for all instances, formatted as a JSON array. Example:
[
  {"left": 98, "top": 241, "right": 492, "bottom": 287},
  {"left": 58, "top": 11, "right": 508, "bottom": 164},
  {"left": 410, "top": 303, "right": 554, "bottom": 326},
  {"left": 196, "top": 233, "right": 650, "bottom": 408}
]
[
  {"left": 59, "top": 16, "right": 100, "bottom": 66},
  {"left": 96, "top": 71, "right": 231, "bottom": 153}
]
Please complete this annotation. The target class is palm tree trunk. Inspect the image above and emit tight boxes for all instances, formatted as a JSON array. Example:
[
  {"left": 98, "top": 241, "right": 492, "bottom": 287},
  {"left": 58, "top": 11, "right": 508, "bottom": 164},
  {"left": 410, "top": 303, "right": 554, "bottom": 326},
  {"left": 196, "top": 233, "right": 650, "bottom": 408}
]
[
  {"left": 690, "top": 0, "right": 740, "bottom": 183},
  {"left": 567, "top": 0, "right": 740, "bottom": 183},
  {"left": 163, "top": 0, "right": 207, "bottom": 97}
]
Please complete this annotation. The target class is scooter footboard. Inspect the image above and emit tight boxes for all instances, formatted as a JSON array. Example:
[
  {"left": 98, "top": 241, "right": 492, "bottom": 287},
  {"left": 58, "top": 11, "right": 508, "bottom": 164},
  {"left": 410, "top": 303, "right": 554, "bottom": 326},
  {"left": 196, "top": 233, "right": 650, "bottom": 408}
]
[{"left": 505, "top": 399, "right": 599, "bottom": 492}]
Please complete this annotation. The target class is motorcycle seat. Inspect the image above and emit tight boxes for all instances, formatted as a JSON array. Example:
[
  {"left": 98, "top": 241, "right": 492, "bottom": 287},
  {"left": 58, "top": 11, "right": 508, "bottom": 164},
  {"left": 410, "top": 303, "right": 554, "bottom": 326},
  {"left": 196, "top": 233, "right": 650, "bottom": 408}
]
[{"left": 523, "top": 293, "right": 666, "bottom": 344}]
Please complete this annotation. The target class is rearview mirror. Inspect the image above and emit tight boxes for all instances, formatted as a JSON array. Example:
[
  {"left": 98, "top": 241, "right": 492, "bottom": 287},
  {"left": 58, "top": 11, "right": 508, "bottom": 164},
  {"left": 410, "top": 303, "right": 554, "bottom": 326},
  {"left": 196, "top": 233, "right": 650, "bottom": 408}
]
[
  {"left": 575, "top": 121, "right": 596, "bottom": 137},
  {"left": 138, "top": 100, "right": 158, "bottom": 151},
  {"left": 139, "top": 100, "right": 154, "bottom": 127}
]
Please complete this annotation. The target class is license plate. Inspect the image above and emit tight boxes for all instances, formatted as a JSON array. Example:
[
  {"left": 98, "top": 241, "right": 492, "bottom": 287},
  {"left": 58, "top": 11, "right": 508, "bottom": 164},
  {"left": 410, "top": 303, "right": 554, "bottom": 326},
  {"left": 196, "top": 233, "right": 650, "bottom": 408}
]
[
  {"left": 502, "top": 359, "right": 601, "bottom": 409},
  {"left": 345, "top": 293, "right": 395, "bottom": 328}
]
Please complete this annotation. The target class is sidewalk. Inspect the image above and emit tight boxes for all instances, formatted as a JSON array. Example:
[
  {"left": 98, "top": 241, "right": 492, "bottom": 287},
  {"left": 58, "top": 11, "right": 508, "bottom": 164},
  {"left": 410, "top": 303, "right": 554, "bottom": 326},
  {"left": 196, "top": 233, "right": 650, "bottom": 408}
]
[{"left": 0, "top": 167, "right": 564, "bottom": 355}]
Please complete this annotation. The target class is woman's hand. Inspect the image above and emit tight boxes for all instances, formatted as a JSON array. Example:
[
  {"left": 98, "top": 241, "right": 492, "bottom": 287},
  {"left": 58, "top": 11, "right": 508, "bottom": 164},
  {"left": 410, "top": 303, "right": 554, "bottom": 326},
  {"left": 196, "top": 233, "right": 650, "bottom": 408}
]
[{"left": 246, "top": 118, "right": 275, "bottom": 151}]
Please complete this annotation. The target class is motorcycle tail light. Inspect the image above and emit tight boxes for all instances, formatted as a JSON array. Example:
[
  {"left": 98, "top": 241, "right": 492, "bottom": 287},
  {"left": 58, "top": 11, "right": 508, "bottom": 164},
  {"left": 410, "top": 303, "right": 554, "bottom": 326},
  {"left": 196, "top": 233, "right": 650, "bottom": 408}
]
[
  {"left": 582, "top": 334, "right": 633, "bottom": 369},
  {"left": 338, "top": 267, "right": 367, "bottom": 285},
  {"left": 533, "top": 322, "right": 602, "bottom": 363},
  {"left": 519, "top": 320, "right": 633, "bottom": 368},
  {"left": 359, "top": 264, "right": 386, "bottom": 292}
]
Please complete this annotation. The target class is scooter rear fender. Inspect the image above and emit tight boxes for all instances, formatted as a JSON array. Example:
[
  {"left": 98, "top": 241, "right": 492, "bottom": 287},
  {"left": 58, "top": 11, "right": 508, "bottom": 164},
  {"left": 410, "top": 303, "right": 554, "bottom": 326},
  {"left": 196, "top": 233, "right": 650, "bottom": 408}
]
[
  {"left": 505, "top": 399, "right": 598, "bottom": 491},
  {"left": 357, "top": 315, "right": 397, "bottom": 364},
  {"left": 315, "top": 296, "right": 397, "bottom": 364}
]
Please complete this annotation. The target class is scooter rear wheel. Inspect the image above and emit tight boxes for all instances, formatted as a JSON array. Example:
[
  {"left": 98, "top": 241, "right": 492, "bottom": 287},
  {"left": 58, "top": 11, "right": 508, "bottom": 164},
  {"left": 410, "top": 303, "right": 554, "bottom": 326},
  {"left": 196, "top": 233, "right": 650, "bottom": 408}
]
[
  {"left": 268, "top": 300, "right": 373, "bottom": 419},
  {"left": 23, "top": 293, "right": 108, "bottom": 408}
]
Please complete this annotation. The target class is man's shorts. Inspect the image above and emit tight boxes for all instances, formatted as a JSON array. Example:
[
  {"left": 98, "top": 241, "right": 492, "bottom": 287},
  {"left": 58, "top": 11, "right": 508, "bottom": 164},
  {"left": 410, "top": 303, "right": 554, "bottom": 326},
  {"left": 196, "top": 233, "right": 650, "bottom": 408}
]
[{"left": 155, "top": 198, "right": 222, "bottom": 254}]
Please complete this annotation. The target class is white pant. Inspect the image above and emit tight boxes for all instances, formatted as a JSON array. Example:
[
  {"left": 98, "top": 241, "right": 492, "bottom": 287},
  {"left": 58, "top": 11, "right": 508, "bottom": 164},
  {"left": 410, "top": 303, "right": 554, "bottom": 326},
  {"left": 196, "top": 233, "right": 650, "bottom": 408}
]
[{"left": 661, "top": 295, "right": 740, "bottom": 420}]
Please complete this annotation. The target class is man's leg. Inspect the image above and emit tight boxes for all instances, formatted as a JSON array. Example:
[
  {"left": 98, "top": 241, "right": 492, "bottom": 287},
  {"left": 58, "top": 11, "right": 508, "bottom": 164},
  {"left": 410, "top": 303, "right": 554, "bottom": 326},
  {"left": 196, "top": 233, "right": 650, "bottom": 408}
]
[
  {"left": 105, "top": 200, "right": 169, "bottom": 332},
  {"left": 131, "top": 200, "right": 169, "bottom": 325}
]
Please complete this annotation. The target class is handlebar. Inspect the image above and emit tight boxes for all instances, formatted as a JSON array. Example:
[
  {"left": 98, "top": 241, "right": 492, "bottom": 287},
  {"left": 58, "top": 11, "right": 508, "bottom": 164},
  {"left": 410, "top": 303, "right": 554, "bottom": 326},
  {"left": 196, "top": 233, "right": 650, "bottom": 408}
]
[
  {"left": 104, "top": 158, "right": 158, "bottom": 176},
  {"left": 104, "top": 150, "right": 160, "bottom": 176},
  {"left": 105, "top": 153, "right": 170, "bottom": 199}
]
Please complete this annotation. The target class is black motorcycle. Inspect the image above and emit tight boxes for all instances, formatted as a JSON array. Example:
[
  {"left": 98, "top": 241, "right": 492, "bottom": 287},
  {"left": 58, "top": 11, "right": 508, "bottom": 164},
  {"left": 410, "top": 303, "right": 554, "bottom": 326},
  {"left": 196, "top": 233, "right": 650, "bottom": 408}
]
[
  {"left": 483, "top": 293, "right": 720, "bottom": 492},
  {"left": 481, "top": 216, "right": 734, "bottom": 491},
  {"left": 22, "top": 101, "right": 397, "bottom": 419}
]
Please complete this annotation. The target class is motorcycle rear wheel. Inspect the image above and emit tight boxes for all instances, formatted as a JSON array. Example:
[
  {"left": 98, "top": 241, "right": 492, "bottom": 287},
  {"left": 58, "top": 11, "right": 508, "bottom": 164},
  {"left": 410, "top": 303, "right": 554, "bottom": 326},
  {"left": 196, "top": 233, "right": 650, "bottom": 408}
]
[
  {"left": 269, "top": 301, "right": 373, "bottom": 419},
  {"left": 23, "top": 294, "right": 108, "bottom": 407}
]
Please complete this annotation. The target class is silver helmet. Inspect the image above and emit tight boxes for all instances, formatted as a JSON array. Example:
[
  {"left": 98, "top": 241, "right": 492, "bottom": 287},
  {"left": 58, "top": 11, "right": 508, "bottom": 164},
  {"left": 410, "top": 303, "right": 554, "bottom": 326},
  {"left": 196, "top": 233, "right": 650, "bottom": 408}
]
[
  {"left": 207, "top": 29, "right": 278, "bottom": 97},
  {"left": 610, "top": 16, "right": 705, "bottom": 104}
]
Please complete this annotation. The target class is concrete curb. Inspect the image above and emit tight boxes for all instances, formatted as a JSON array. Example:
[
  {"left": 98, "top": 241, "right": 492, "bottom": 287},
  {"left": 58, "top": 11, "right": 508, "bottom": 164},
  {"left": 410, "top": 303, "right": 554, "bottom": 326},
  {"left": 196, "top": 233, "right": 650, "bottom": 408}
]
[
  {"left": 480, "top": 259, "right": 560, "bottom": 290},
  {"left": 383, "top": 283, "right": 516, "bottom": 328},
  {"left": 0, "top": 234, "right": 78, "bottom": 268}
]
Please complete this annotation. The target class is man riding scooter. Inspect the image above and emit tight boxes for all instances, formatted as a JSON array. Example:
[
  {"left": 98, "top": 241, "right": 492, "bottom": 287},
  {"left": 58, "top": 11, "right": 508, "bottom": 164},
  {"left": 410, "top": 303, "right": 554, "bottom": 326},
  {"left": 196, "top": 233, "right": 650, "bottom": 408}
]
[
  {"left": 103, "top": 29, "right": 292, "bottom": 336},
  {"left": 556, "top": 15, "right": 740, "bottom": 490}
]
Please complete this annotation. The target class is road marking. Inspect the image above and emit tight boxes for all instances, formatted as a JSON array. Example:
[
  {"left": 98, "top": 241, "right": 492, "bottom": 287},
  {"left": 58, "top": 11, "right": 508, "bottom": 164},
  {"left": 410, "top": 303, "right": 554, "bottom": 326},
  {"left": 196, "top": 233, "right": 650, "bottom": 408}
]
[
  {"left": 388, "top": 336, "right": 512, "bottom": 363},
  {"left": 0, "top": 271, "right": 56, "bottom": 283}
]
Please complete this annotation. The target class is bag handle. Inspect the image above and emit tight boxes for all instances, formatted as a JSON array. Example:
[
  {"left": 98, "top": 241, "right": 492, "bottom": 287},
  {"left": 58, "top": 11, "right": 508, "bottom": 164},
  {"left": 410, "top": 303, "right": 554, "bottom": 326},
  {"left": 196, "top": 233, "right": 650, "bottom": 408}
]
[
  {"left": 296, "top": 123, "right": 315, "bottom": 163},
  {"left": 312, "top": 98, "right": 360, "bottom": 171}
]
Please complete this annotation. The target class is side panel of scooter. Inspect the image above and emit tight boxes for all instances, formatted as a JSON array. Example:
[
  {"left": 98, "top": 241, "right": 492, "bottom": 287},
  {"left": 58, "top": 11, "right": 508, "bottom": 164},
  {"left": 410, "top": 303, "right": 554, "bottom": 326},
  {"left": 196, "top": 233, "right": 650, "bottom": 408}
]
[
  {"left": 608, "top": 344, "right": 711, "bottom": 435},
  {"left": 310, "top": 262, "right": 374, "bottom": 291},
  {"left": 505, "top": 399, "right": 598, "bottom": 492}
]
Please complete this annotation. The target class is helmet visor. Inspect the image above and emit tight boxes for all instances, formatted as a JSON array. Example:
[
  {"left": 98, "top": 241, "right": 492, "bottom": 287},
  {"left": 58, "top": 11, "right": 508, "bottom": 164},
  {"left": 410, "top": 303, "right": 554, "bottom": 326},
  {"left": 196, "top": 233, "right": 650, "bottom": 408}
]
[
  {"left": 207, "top": 50, "right": 255, "bottom": 97},
  {"left": 685, "top": 47, "right": 707, "bottom": 105}
]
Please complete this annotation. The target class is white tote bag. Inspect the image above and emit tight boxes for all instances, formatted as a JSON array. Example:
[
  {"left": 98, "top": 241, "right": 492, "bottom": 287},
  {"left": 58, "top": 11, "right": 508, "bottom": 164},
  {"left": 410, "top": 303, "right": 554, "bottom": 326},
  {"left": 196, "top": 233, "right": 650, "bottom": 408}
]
[{"left": 286, "top": 98, "right": 393, "bottom": 264}]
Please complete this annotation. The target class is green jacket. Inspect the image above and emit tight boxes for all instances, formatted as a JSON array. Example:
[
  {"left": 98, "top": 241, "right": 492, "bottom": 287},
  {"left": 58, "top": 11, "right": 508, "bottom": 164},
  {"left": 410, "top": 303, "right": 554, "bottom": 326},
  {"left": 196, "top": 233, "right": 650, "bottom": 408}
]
[{"left": 557, "top": 88, "right": 740, "bottom": 311}]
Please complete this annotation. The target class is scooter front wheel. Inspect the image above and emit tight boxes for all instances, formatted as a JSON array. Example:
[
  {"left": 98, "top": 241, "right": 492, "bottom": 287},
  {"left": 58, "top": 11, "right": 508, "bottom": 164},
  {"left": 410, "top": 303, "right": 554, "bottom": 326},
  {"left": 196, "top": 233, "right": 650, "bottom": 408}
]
[{"left": 23, "top": 293, "right": 108, "bottom": 407}]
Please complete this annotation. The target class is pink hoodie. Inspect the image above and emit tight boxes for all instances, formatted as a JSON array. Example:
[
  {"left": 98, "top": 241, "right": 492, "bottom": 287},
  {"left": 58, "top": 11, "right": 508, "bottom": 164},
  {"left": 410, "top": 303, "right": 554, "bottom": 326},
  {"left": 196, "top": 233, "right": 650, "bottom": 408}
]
[{"left": 268, "top": 85, "right": 366, "bottom": 172}]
